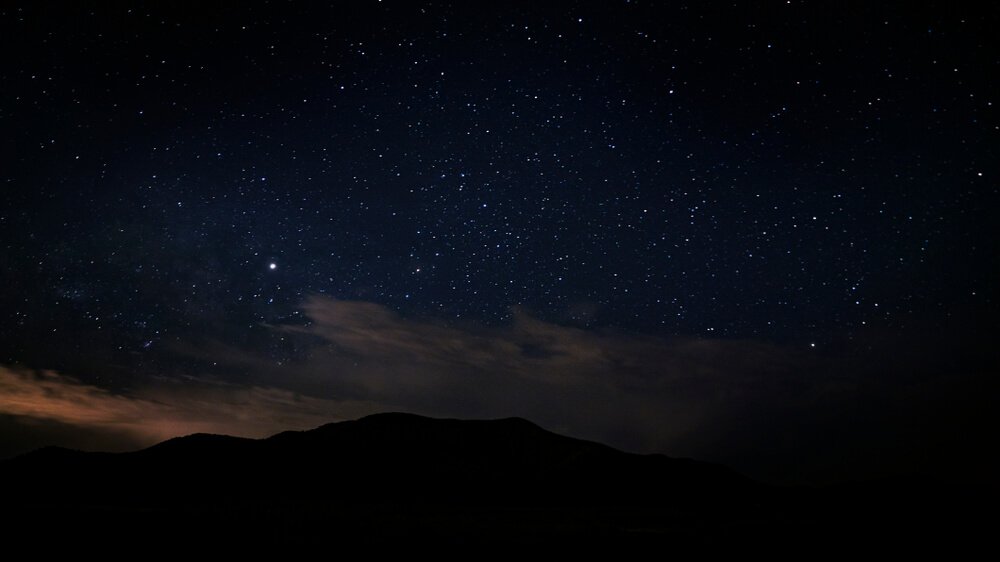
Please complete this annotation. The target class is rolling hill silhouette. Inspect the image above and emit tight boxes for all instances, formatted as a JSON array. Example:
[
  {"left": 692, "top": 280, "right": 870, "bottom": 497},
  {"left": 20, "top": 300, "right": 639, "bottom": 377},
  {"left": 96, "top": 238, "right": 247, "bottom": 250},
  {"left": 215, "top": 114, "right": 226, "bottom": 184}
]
[{"left": 0, "top": 413, "right": 990, "bottom": 551}]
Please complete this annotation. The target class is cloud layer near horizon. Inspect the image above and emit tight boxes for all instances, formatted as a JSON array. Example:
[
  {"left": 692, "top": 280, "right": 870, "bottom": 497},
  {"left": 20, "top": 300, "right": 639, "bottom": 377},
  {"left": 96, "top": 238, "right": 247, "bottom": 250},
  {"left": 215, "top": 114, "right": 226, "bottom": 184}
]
[
  {"left": 2, "top": 296, "right": 809, "bottom": 456},
  {"left": 266, "top": 296, "right": 817, "bottom": 453},
  {"left": 2, "top": 296, "right": 994, "bottom": 484},
  {"left": 0, "top": 364, "right": 378, "bottom": 450}
]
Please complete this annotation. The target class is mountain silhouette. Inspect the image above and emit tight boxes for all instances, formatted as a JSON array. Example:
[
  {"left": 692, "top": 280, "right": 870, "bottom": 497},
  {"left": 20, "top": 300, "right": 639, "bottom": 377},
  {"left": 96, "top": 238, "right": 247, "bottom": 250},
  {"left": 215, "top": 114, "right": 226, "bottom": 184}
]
[{"left": 0, "top": 413, "right": 990, "bottom": 551}]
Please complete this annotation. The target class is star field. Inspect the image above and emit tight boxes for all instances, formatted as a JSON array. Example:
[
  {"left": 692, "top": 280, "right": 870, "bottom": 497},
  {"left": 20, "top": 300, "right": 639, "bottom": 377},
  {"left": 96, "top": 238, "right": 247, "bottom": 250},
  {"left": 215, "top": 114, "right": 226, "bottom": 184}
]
[{"left": 0, "top": 2, "right": 998, "bottom": 476}]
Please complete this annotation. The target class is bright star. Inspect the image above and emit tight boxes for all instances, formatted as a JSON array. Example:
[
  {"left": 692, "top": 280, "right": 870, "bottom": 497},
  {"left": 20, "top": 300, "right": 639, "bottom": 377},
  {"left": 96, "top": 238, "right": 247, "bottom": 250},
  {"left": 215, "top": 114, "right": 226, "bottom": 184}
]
[{"left": 269, "top": 263, "right": 277, "bottom": 270}]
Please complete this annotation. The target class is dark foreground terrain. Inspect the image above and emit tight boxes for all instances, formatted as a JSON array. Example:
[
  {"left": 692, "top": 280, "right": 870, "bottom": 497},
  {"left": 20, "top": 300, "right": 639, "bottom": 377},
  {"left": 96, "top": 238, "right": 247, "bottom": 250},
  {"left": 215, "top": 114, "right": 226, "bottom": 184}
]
[{"left": 0, "top": 413, "right": 991, "bottom": 552}]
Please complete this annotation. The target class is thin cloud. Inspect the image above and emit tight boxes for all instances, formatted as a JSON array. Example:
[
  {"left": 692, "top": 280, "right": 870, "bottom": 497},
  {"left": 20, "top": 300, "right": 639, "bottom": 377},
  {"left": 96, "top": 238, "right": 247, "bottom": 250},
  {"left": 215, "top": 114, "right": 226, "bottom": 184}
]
[
  {"left": 267, "top": 296, "right": 816, "bottom": 454},
  {"left": 5, "top": 296, "right": 989, "bottom": 485},
  {"left": 0, "top": 365, "right": 375, "bottom": 450}
]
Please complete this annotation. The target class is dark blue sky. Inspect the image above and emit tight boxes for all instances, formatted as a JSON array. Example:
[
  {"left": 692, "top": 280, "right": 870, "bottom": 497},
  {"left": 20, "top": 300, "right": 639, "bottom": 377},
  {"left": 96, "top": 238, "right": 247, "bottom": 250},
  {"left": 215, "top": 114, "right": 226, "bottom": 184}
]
[{"left": 0, "top": 2, "right": 997, "bottom": 484}]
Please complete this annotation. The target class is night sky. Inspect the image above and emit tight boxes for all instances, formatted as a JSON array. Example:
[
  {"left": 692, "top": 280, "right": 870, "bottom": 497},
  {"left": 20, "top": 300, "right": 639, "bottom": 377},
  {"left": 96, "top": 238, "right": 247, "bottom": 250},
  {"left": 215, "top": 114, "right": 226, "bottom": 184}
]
[{"left": 1, "top": 2, "right": 997, "bottom": 485}]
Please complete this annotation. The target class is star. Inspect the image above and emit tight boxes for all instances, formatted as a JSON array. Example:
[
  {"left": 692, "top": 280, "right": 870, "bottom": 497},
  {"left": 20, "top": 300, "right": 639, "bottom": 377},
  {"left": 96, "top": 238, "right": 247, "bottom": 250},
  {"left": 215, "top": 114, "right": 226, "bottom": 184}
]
[{"left": 0, "top": 1, "right": 991, "bottom": 491}]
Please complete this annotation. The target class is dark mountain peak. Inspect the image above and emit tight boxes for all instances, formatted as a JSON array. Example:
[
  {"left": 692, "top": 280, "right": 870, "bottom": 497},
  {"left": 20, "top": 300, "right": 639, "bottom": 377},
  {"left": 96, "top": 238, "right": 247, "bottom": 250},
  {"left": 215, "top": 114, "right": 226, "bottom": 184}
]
[
  {"left": 130, "top": 433, "right": 256, "bottom": 469},
  {"left": 152, "top": 432, "right": 250, "bottom": 446},
  {"left": 2, "top": 413, "right": 977, "bottom": 550},
  {"left": 140, "top": 432, "right": 252, "bottom": 453},
  {"left": 1, "top": 412, "right": 760, "bottom": 513},
  {"left": 264, "top": 413, "right": 549, "bottom": 453},
  {"left": 291, "top": 412, "right": 555, "bottom": 447}
]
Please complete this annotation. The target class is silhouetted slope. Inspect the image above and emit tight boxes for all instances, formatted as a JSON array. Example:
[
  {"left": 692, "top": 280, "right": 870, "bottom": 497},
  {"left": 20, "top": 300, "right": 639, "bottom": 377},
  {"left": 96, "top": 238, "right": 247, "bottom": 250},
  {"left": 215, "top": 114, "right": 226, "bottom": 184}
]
[
  {"left": 0, "top": 413, "right": 991, "bottom": 551},
  {"left": 1, "top": 413, "right": 756, "bottom": 508}
]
